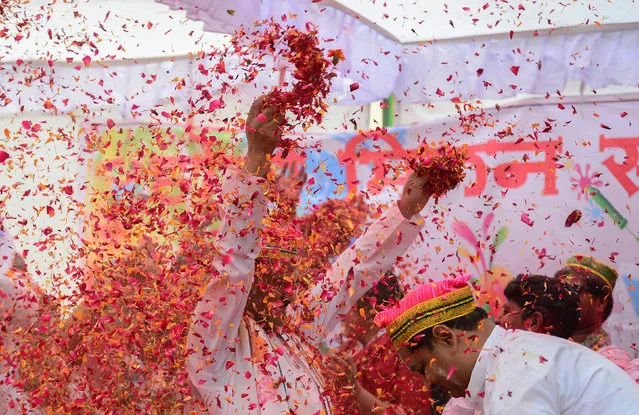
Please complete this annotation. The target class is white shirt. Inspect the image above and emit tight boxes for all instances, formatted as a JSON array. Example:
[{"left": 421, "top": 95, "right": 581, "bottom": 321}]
[
  {"left": 186, "top": 169, "right": 425, "bottom": 414},
  {"left": 463, "top": 326, "right": 639, "bottom": 415},
  {"left": 0, "top": 227, "right": 16, "bottom": 278},
  {"left": 1, "top": 272, "right": 39, "bottom": 414}
]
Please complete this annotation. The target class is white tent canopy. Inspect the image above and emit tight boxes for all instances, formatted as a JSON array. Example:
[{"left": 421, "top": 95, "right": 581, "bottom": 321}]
[
  {"left": 0, "top": 0, "right": 228, "bottom": 61},
  {"left": 158, "top": 0, "right": 639, "bottom": 103},
  {"left": 325, "top": 0, "right": 639, "bottom": 43},
  {"left": 1, "top": 0, "right": 638, "bottom": 119}
]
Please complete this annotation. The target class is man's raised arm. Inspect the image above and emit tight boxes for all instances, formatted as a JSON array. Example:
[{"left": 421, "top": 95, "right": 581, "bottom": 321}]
[
  {"left": 299, "top": 172, "right": 433, "bottom": 340},
  {"left": 186, "top": 96, "right": 283, "bottom": 410}
]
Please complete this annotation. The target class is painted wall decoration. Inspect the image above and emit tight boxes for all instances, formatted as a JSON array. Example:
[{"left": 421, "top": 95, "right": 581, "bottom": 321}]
[
  {"left": 293, "top": 101, "right": 639, "bottom": 354},
  {"left": 86, "top": 101, "right": 639, "bottom": 355}
]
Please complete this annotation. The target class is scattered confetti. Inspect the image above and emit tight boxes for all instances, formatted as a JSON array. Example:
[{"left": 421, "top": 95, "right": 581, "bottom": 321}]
[
  {"left": 405, "top": 142, "right": 470, "bottom": 199},
  {"left": 231, "top": 20, "right": 344, "bottom": 139},
  {"left": 565, "top": 210, "right": 582, "bottom": 227},
  {"left": 521, "top": 213, "right": 534, "bottom": 227}
]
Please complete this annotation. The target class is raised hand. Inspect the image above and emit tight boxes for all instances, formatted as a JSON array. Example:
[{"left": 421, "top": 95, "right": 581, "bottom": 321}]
[
  {"left": 397, "top": 171, "right": 432, "bottom": 219},
  {"left": 324, "top": 353, "right": 357, "bottom": 386},
  {"left": 244, "top": 95, "right": 285, "bottom": 177},
  {"left": 274, "top": 162, "right": 307, "bottom": 210}
]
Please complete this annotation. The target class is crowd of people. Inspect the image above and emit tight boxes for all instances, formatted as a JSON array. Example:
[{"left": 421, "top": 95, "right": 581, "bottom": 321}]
[{"left": 1, "top": 96, "right": 639, "bottom": 414}]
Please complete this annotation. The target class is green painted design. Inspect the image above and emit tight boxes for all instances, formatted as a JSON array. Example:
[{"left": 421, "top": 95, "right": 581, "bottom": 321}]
[
  {"left": 586, "top": 186, "right": 627, "bottom": 229},
  {"left": 382, "top": 94, "right": 395, "bottom": 127}
]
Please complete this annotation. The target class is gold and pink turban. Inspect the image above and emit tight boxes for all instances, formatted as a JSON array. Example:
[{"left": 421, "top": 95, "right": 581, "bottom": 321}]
[
  {"left": 558, "top": 254, "right": 618, "bottom": 291},
  {"left": 375, "top": 275, "right": 477, "bottom": 348}
]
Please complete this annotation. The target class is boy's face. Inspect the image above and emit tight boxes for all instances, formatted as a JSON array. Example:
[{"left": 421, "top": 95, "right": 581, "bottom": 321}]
[
  {"left": 496, "top": 299, "right": 526, "bottom": 331},
  {"left": 397, "top": 327, "right": 475, "bottom": 398}
]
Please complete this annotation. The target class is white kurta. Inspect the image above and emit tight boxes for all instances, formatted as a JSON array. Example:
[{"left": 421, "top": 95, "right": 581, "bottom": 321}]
[
  {"left": 1, "top": 272, "right": 39, "bottom": 414},
  {"left": 462, "top": 326, "right": 639, "bottom": 415},
  {"left": 186, "top": 169, "right": 425, "bottom": 414},
  {"left": 0, "top": 227, "right": 16, "bottom": 279}
]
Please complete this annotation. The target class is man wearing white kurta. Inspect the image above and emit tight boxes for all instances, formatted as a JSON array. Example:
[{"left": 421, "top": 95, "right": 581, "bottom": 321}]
[
  {"left": 186, "top": 96, "right": 432, "bottom": 414},
  {"left": 1, "top": 224, "right": 40, "bottom": 414},
  {"left": 375, "top": 276, "right": 639, "bottom": 415}
]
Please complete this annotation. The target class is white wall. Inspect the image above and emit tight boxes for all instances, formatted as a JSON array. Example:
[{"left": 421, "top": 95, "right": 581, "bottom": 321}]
[
  {"left": 0, "top": 94, "right": 369, "bottom": 292},
  {"left": 397, "top": 80, "right": 639, "bottom": 125},
  {"left": 3, "top": 73, "right": 638, "bottom": 294},
  {"left": 0, "top": 111, "right": 87, "bottom": 294}
]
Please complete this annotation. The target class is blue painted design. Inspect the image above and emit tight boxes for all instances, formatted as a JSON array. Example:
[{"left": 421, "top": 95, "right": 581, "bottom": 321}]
[
  {"left": 621, "top": 276, "right": 639, "bottom": 317},
  {"left": 298, "top": 149, "right": 346, "bottom": 214},
  {"left": 297, "top": 128, "right": 409, "bottom": 213},
  {"left": 112, "top": 182, "right": 149, "bottom": 200},
  {"left": 585, "top": 198, "right": 606, "bottom": 222}
]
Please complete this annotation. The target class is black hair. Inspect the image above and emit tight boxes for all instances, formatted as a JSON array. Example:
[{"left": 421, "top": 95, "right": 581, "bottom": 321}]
[
  {"left": 555, "top": 267, "right": 614, "bottom": 322},
  {"left": 410, "top": 307, "right": 488, "bottom": 351},
  {"left": 356, "top": 271, "right": 404, "bottom": 312},
  {"left": 504, "top": 274, "right": 580, "bottom": 339}
]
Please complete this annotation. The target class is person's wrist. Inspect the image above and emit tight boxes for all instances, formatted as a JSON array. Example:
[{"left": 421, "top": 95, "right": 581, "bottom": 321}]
[
  {"left": 244, "top": 149, "right": 271, "bottom": 177},
  {"left": 397, "top": 198, "right": 417, "bottom": 219}
]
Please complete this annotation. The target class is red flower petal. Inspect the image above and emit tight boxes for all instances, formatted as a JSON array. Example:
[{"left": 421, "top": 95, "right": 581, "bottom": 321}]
[
  {"left": 510, "top": 66, "right": 520, "bottom": 76},
  {"left": 0, "top": 150, "right": 9, "bottom": 163},
  {"left": 349, "top": 82, "right": 360, "bottom": 92},
  {"left": 208, "top": 98, "right": 225, "bottom": 112},
  {"left": 520, "top": 213, "right": 534, "bottom": 227},
  {"left": 565, "top": 210, "right": 582, "bottom": 227}
]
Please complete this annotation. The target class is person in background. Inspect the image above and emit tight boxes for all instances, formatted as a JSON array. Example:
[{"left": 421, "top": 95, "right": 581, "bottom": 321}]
[
  {"left": 331, "top": 271, "right": 432, "bottom": 414},
  {"left": 443, "top": 274, "right": 581, "bottom": 415},
  {"left": 0, "top": 223, "right": 40, "bottom": 413},
  {"left": 0, "top": 220, "right": 16, "bottom": 278},
  {"left": 556, "top": 254, "right": 639, "bottom": 382},
  {"left": 185, "top": 95, "right": 434, "bottom": 414},
  {"left": 497, "top": 274, "right": 580, "bottom": 339},
  {"left": 375, "top": 275, "right": 639, "bottom": 415}
]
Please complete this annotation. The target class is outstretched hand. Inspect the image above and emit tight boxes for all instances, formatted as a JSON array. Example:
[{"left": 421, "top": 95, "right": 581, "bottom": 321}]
[
  {"left": 274, "top": 162, "right": 307, "bottom": 209},
  {"left": 397, "top": 171, "right": 432, "bottom": 219},
  {"left": 324, "top": 353, "right": 357, "bottom": 386},
  {"left": 244, "top": 95, "right": 285, "bottom": 177}
]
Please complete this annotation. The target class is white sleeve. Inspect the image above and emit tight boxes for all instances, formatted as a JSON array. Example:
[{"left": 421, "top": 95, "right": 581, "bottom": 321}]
[
  {"left": 483, "top": 351, "right": 560, "bottom": 415},
  {"left": 442, "top": 398, "right": 475, "bottom": 415},
  {"left": 0, "top": 226, "right": 17, "bottom": 277},
  {"left": 186, "top": 168, "right": 269, "bottom": 412},
  {"left": 298, "top": 204, "right": 425, "bottom": 343}
]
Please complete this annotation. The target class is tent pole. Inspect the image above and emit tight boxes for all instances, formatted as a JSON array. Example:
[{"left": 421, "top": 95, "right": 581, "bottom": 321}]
[{"left": 382, "top": 94, "right": 395, "bottom": 127}]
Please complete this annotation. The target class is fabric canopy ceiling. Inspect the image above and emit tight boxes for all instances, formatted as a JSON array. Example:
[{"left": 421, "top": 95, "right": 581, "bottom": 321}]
[
  {"left": 158, "top": 0, "right": 639, "bottom": 103},
  {"left": 1, "top": 0, "right": 638, "bottom": 118},
  {"left": 324, "top": 0, "right": 639, "bottom": 43}
]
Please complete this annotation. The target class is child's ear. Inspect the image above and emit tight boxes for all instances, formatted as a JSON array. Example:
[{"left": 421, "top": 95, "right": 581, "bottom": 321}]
[{"left": 432, "top": 325, "right": 456, "bottom": 349}]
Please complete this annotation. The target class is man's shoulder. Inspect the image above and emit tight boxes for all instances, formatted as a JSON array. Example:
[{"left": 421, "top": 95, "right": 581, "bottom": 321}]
[
  {"left": 598, "top": 344, "right": 633, "bottom": 361},
  {"left": 497, "top": 329, "right": 630, "bottom": 376},
  {"left": 495, "top": 329, "right": 587, "bottom": 363},
  {"left": 501, "top": 328, "right": 573, "bottom": 348}
]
